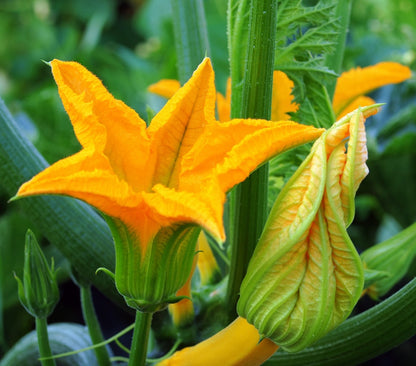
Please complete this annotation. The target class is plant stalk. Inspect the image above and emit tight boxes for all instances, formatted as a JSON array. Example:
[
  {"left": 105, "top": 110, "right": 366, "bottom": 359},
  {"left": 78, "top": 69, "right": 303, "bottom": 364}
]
[
  {"left": 35, "top": 317, "right": 56, "bottom": 366},
  {"left": 226, "top": 0, "right": 278, "bottom": 319},
  {"left": 128, "top": 311, "right": 153, "bottom": 366},
  {"left": 80, "top": 285, "right": 111, "bottom": 366}
]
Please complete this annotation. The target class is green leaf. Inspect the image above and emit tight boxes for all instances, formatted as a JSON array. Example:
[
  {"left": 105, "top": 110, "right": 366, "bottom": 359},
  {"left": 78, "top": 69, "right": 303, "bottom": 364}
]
[
  {"left": 0, "top": 98, "right": 120, "bottom": 305},
  {"left": 274, "top": 0, "right": 340, "bottom": 127},
  {"left": 0, "top": 323, "right": 102, "bottom": 366}
]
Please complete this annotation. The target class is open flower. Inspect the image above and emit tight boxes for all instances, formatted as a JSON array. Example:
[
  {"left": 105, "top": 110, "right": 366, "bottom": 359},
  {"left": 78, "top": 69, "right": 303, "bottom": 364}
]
[
  {"left": 149, "top": 62, "right": 411, "bottom": 121},
  {"left": 238, "top": 106, "right": 379, "bottom": 352},
  {"left": 15, "top": 58, "right": 323, "bottom": 312}
]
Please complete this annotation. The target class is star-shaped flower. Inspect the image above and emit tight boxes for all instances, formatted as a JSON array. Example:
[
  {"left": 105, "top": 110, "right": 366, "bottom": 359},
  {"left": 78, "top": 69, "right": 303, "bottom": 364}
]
[{"left": 15, "top": 58, "right": 323, "bottom": 311}]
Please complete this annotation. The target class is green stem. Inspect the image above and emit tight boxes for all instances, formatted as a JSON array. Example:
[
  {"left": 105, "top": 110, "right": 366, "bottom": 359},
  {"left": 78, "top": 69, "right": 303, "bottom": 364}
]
[
  {"left": 80, "top": 286, "right": 111, "bottom": 366},
  {"left": 226, "top": 0, "right": 278, "bottom": 319},
  {"left": 35, "top": 317, "right": 56, "bottom": 366},
  {"left": 128, "top": 311, "right": 153, "bottom": 366},
  {"left": 171, "top": 0, "right": 210, "bottom": 84},
  {"left": 325, "top": 0, "right": 352, "bottom": 99}
]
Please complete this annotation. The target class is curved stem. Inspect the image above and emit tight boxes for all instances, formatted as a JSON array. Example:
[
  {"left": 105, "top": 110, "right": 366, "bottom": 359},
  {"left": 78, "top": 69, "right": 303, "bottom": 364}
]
[
  {"left": 80, "top": 285, "right": 111, "bottom": 366},
  {"left": 35, "top": 317, "right": 56, "bottom": 366},
  {"left": 128, "top": 311, "right": 153, "bottom": 366}
]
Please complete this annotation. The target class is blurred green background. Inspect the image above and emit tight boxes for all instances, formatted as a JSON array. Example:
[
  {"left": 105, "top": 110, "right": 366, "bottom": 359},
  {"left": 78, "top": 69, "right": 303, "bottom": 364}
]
[{"left": 0, "top": 0, "right": 415, "bottom": 364}]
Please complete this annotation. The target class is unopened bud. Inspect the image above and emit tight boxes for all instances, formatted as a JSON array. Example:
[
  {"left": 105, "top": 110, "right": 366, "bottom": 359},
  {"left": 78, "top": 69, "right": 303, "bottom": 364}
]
[{"left": 15, "top": 230, "right": 60, "bottom": 318}]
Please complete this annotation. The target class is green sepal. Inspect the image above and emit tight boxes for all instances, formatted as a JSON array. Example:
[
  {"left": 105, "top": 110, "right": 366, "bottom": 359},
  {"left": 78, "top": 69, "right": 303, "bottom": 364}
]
[
  {"left": 166, "top": 295, "right": 191, "bottom": 304},
  {"left": 95, "top": 267, "right": 115, "bottom": 282},
  {"left": 361, "top": 221, "right": 416, "bottom": 299},
  {"left": 105, "top": 217, "right": 200, "bottom": 313},
  {"left": 363, "top": 268, "right": 391, "bottom": 290}
]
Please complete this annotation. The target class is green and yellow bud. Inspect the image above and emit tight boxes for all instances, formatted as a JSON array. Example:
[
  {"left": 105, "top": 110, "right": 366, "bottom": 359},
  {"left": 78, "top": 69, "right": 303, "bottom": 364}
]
[
  {"left": 15, "top": 230, "right": 60, "bottom": 318},
  {"left": 362, "top": 221, "right": 416, "bottom": 299},
  {"left": 238, "top": 107, "right": 379, "bottom": 352},
  {"left": 106, "top": 218, "right": 200, "bottom": 313}
]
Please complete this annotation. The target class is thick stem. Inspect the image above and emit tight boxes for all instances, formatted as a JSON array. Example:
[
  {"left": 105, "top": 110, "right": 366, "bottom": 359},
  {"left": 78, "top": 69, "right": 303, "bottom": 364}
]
[
  {"left": 128, "top": 311, "right": 153, "bottom": 366},
  {"left": 80, "top": 286, "right": 111, "bottom": 366},
  {"left": 171, "top": 0, "right": 210, "bottom": 84},
  {"left": 226, "top": 0, "right": 278, "bottom": 319},
  {"left": 35, "top": 317, "right": 56, "bottom": 366}
]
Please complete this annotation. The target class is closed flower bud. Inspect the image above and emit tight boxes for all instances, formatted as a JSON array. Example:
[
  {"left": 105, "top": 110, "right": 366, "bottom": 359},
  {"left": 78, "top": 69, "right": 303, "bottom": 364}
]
[
  {"left": 362, "top": 221, "right": 416, "bottom": 299},
  {"left": 15, "top": 230, "right": 60, "bottom": 318},
  {"left": 238, "top": 107, "right": 379, "bottom": 352}
]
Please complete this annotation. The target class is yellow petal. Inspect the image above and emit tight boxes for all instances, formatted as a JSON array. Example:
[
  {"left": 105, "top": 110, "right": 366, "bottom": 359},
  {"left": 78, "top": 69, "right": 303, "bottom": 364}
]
[
  {"left": 333, "top": 62, "right": 411, "bottom": 116},
  {"left": 271, "top": 71, "right": 299, "bottom": 121},
  {"left": 148, "top": 58, "right": 216, "bottom": 188},
  {"left": 340, "top": 111, "right": 368, "bottom": 226},
  {"left": 181, "top": 119, "right": 324, "bottom": 193},
  {"left": 196, "top": 231, "right": 221, "bottom": 286},
  {"left": 216, "top": 78, "right": 231, "bottom": 122},
  {"left": 50, "top": 60, "right": 151, "bottom": 190},
  {"left": 143, "top": 183, "right": 225, "bottom": 242},
  {"left": 148, "top": 79, "right": 181, "bottom": 99},
  {"left": 336, "top": 95, "right": 376, "bottom": 119},
  {"left": 157, "top": 317, "right": 278, "bottom": 366},
  {"left": 168, "top": 253, "right": 197, "bottom": 328}
]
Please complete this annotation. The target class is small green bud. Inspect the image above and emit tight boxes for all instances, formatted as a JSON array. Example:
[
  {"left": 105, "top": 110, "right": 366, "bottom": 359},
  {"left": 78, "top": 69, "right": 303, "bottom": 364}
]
[
  {"left": 15, "top": 230, "right": 60, "bottom": 318},
  {"left": 361, "top": 221, "right": 416, "bottom": 299}
]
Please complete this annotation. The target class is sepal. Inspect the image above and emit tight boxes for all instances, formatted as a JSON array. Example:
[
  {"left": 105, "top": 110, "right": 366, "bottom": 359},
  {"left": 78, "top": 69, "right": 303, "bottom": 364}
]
[
  {"left": 106, "top": 217, "right": 200, "bottom": 312},
  {"left": 361, "top": 221, "right": 416, "bottom": 299}
]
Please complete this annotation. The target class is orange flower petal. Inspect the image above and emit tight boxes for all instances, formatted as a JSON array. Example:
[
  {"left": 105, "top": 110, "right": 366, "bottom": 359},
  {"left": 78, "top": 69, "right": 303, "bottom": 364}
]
[
  {"left": 196, "top": 231, "right": 220, "bottom": 286},
  {"left": 333, "top": 62, "right": 411, "bottom": 116},
  {"left": 168, "top": 253, "right": 197, "bottom": 327},
  {"left": 143, "top": 183, "right": 225, "bottom": 242},
  {"left": 216, "top": 78, "right": 231, "bottom": 121},
  {"left": 148, "top": 79, "right": 181, "bottom": 99},
  {"left": 181, "top": 119, "right": 324, "bottom": 193},
  {"left": 50, "top": 60, "right": 151, "bottom": 190},
  {"left": 157, "top": 317, "right": 278, "bottom": 366},
  {"left": 271, "top": 71, "right": 299, "bottom": 121},
  {"left": 336, "top": 95, "right": 376, "bottom": 119},
  {"left": 148, "top": 58, "right": 217, "bottom": 188},
  {"left": 17, "top": 149, "right": 140, "bottom": 212}
]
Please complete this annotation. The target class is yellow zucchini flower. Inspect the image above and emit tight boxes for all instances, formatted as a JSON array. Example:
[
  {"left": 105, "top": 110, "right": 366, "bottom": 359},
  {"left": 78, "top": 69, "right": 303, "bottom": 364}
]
[{"left": 15, "top": 58, "right": 323, "bottom": 312}]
